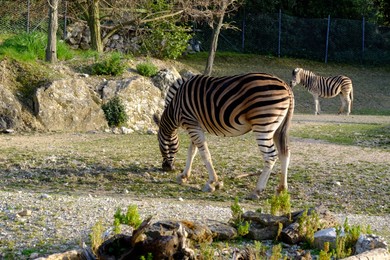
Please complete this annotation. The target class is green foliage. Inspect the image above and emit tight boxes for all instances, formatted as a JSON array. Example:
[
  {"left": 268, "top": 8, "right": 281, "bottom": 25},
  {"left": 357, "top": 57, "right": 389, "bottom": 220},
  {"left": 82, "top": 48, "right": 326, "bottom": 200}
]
[
  {"left": 140, "top": 253, "right": 153, "bottom": 260},
  {"left": 113, "top": 205, "right": 142, "bottom": 229},
  {"left": 0, "top": 32, "right": 74, "bottom": 61},
  {"left": 269, "top": 190, "right": 291, "bottom": 217},
  {"left": 269, "top": 243, "right": 283, "bottom": 260},
  {"left": 298, "top": 208, "right": 321, "bottom": 247},
  {"left": 90, "top": 220, "right": 104, "bottom": 253},
  {"left": 91, "top": 52, "right": 126, "bottom": 76},
  {"left": 136, "top": 61, "right": 159, "bottom": 77},
  {"left": 334, "top": 218, "right": 370, "bottom": 258},
  {"left": 319, "top": 242, "right": 332, "bottom": 260},
  {"left": 102, "top": 96, "right": 128, "bottom": 127},
  {"left": 253, "top": 240, "right": 268, "bottom": 259},
  {"left": 230, "top": 197, "right": 250, "bottom": 237},
  {"left": 141, "top": 21, "right": 192, "bottom": 59}
]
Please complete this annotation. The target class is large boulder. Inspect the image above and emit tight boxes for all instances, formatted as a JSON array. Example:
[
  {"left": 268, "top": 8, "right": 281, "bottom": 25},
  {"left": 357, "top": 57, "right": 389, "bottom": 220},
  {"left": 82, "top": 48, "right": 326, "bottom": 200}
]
[
  {"left": 99, "top": 71, "right": 180, "bottom": 132},
  {"left": 34, "top": 79, "right": 108, "bottom": 132},
  {"left": 0, "top": 84, "right": 22, "bottom": 130}
]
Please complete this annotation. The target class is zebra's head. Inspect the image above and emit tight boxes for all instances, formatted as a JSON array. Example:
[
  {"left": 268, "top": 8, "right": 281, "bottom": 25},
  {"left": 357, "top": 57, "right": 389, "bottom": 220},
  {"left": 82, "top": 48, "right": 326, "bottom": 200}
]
[
  {"left": 154, "top": 110, "right": 179, "bottom": 172},
  {"left": 290, "top": 68, "right": 303, "bottom": 87}
]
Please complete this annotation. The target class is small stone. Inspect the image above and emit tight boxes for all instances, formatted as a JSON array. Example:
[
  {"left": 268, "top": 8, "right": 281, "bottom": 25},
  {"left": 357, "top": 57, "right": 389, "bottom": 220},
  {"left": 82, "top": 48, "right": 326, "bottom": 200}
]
[
  {"left": 18, "top": 209, "right": 32, "bottom": 217},
  {"left": 29, "top": 252, "right": 39, "bottom": 259},
  {"left": 40, "top": 194, "right": 51, "bottom": 199},
  {"left": 179, "top": 197, "right": 184, "bottom": 201},
  {"left": 124, "top": 189, "right": 129, "bottom": 194},
  {"left": 335, "top": 181, "right": 341, "bottom": 186}
]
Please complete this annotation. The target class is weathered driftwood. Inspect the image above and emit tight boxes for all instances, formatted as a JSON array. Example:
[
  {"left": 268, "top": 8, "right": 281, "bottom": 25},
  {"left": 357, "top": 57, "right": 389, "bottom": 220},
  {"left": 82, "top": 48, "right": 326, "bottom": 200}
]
[{"left": 97, "top": 216, "right": 196, "bottom": 260}]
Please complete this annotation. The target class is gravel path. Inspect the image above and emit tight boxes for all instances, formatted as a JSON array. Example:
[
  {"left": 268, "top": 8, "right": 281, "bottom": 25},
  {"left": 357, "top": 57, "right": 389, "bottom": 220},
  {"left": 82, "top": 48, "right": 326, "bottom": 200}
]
[{"left": 1, "top": 189, "right": 389, "bottom": 259}]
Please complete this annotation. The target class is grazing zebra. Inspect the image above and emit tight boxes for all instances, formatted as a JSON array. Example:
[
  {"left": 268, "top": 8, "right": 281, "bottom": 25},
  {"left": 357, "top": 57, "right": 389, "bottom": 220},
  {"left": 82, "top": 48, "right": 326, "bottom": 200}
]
[
  {"left": 290, "top": 68, "right": 353, "bottom": 115},
  {"left": 154, "top": 73, "right": 294, "bottom": 199}
]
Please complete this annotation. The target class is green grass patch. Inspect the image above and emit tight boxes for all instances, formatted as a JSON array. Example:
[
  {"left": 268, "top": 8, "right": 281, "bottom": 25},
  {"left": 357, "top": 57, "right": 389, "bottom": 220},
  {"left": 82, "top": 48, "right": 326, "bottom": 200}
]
[{"left": 291, "top": 123, "right": 390, "bottom": 148}]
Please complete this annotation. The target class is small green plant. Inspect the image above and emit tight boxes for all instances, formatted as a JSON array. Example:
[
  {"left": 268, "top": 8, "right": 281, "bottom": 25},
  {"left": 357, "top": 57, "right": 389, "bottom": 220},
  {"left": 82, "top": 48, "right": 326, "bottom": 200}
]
[
  {"left": 136, "top": 61, "right": 159, "bottom": 77},
  {"left": 297, "top": 208, "right": 321, "bottom": 247},
  {"left": 197, "top": 243, "right": 215, "bottom": 260},
  {"left": 113, "top": 205, "right": 143, "bottom": 229},
  {"left": 253, "top": 240, "right": 268, "bottom": 259},
  {"left": 91, "top": 52, "right": 126, "bottom": 76},
  {"left": 140, "top": 253, "right": 153, "bottom": 260},
  {"left": 269, "top": 190, "right": 291, "bottom": 217},
  {"left": 90, "top": 220, "right": 104, "bottom": 253},
  {"left": 269, "top": 243, "right": 283, "bottom": 260},
  {"left": 230, "top": 197, "right": 250, "bottom": 237},
  {"left": 319, "top": 241, "right": 332, "bottom": 260},
  {"left": 102, "top": 96, "right": 128, "bottom": 127},
  {"left": 334, "top": 218, "right": 369, "bottom": 258}
]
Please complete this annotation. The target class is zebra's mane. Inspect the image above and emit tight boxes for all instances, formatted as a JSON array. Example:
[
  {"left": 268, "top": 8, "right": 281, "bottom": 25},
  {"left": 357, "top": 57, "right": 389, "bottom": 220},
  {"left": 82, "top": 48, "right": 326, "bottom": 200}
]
[{"left": 164, "top": 73, "right": 196, "bottom": 108}]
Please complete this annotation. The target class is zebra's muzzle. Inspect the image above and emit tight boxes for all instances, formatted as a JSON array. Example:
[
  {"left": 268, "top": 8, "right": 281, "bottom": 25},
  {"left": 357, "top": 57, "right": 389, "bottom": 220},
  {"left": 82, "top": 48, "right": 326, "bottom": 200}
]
[{"left": 162, "top": 159, "right": 175, "bottom": 171}]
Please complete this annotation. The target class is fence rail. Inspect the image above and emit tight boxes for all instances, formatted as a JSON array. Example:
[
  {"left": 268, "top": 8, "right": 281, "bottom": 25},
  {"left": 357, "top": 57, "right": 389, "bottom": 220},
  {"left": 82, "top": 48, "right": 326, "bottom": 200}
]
[{"left": 0, "top": 1, "right": 389, "bottom": 65}]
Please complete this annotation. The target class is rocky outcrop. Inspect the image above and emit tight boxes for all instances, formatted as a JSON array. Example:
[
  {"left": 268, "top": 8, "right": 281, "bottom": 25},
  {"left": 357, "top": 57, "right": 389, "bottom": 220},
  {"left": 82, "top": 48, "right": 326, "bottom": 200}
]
[{"left": 34, "top": 79, "right": 108, "bottom": 132}]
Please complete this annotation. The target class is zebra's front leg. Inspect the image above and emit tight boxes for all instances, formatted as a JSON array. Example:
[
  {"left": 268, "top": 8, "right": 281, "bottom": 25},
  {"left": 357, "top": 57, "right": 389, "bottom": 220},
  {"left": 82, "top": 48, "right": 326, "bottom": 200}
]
[
  {"left": 189, "top": 130, "right": 223, "bottom": 192},
  {"left": 313, "top": 95, "right": 320, "bottom": 115},
  {"left": 177, "top": 142, "right": 197, "bottom": 185},
  {"left": 198, "top": 141, "right": 224, "bottom": 192}
]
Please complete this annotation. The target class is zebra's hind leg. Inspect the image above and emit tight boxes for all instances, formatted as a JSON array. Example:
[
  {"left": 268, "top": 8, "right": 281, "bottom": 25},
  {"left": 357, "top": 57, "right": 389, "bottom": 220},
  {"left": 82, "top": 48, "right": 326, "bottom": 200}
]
[
  {"left": 276, "top": 150, "right": 290, "bottom": 194},
  {"left": 177, "top": 142, "right": 197, "bottom": 184},
  {"left": 248, "top": 132, "right": 278, "bottom": 199}
]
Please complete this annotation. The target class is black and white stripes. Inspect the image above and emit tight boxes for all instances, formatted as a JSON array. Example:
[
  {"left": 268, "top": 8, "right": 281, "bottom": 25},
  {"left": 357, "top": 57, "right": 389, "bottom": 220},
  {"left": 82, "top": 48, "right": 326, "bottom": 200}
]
[
  {"left": 291, "top": 68, "right": 353, "bottom": 115},
  {"left": 154, "top": 73, "right": 294, "bottom": 199}
]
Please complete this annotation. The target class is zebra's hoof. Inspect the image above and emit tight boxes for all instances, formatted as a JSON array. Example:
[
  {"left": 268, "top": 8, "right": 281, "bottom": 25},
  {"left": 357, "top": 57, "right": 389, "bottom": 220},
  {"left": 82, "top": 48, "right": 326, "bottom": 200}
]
[
  {"left": 202, "top": 183, "right": 215, "bottom": 192},
  {"left": 246, "top": 192, "right": 260, "bottom": 200},
  {"left": 176, "top": 175, "right": 187, "bottom": 185},
  {"left": 215, "top": 181, "right": 224, "bottom": 190}
]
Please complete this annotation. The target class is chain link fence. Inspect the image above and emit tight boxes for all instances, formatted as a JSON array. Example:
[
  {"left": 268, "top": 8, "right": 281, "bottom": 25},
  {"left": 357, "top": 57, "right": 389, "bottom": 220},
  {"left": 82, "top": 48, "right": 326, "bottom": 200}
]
[
  {"left": 0, "top": 1, "right": 389, "bottom": 65},
  {"left": 195, "top": 10, "right": 390, "bottom": 65},
  {"left": 0, "top": 0, "right": 67, "bottom": 36}
]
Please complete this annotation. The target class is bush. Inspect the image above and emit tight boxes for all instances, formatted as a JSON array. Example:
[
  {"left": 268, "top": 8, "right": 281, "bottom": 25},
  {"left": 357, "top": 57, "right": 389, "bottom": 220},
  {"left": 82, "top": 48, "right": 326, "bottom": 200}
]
[
  {"left": 0, "top": 32, "right": 74, "bottom": 61},
  {"left": 136, "top": 61, "right": 158, "bottom": 77},
  {"left": 101, "top": 96, "right": 128, "bottom": 127},
  {"left": 91, "top": 52, "right": 126, "bottom": 76}
]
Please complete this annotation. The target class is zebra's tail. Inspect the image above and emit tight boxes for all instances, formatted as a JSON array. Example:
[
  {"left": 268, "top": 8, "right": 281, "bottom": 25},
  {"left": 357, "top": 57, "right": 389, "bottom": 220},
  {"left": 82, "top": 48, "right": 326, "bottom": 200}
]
[{"left": 275, "top": 90, "right": 294, "bottom": 156}]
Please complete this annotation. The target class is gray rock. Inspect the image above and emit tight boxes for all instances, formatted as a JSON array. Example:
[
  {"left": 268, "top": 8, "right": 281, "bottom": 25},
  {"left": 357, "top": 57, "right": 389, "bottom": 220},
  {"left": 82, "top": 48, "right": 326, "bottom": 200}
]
[
  {"left": 207, "top": 220, "right": 237, "bottom": 241},
  {"left": 34, "top": 79, "right": 107, "bottom": 132},
  {"left": 313, "top": 227, "right": 339, "bottom": 250},
  {"left": 355, "top": 234, "right": 388, "bottom": 254}
]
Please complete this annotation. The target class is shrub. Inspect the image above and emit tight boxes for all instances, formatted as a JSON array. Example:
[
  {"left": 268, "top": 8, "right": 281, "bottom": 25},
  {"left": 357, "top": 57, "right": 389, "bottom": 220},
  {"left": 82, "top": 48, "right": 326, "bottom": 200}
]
[
  {"left": 136, "top": 61, "right": 159, "bottom": 77},
  {"left": 92, "top": 52, "right": 126, "bottom": 76},
  {"left": 269, "top": 189, "right": 291, "bottom": 217},
  {"left": 0, "top": 32, "right": 74, "bottom": 61},
  {"left": 102, "top": 96, "right": 128, "bottom": 127},
  {"left": 230, "top": 197, "right": 250, "bottom": 237},
  {"left": 140, "top": 21, "right": 192, "bottom": 59},
  {"left": 113, "top": 205, "right": 143, "bottom": 229}
]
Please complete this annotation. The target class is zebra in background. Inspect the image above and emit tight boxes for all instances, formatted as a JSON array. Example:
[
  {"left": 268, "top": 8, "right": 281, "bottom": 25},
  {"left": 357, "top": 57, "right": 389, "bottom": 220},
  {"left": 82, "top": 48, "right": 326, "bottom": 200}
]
[
  {"left": 154, "top": 73, "right": 294, "bottom": 199},
  {"left": 291, "top": 68, "right": 353, "bottom": 115}
]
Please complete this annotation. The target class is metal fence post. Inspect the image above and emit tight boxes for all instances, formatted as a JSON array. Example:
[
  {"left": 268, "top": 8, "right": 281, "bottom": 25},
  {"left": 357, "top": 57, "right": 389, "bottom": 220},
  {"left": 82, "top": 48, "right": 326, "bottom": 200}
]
[
  {"left": 278, "top": 9, "right": 282, "bottom": 57},
  {"left": 362, "top": 16, "right": 365, "bottom": 63},
  {"left": 325, "top": 15, "right": 330, "bottom": 63},
  {"left": 241, "top": 7, "right": 245, "bottom": 52},
  {"left": 63, "top": 0, "right": 68, "bottom": 39},
  {"left": 27, "top": 0, "right": 31, "bottom": 33}
]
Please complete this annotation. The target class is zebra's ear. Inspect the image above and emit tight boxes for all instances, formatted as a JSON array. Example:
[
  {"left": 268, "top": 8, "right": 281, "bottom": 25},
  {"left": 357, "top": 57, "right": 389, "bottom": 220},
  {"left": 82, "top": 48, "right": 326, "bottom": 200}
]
[
  {"left": 153, "top": 112, "right": 161, "bottom": 126},
  {"left": 292, "top": 68, "right": 299, "bottom": 75}
]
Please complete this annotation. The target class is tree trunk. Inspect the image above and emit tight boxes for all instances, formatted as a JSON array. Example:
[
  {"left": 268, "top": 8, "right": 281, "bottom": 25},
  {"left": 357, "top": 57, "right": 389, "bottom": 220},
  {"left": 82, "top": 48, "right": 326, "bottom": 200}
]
[
  {"left": 46, "top": 0, "right": 59, "bottom": 63},
  {"left": 88, "top": 0, "right": 103, "bottom": 52},
  {"left": 204, "top": 2, "right": 227, "bottom": 76}
]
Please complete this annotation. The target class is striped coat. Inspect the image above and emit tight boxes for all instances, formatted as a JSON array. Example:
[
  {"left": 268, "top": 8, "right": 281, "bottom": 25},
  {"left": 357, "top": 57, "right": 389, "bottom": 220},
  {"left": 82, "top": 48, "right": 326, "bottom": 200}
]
[
  {"left": 154, "top": 73, "right": 294, "bottom": 199},
  {"left": 291, "top": 68, "right": 353, "bottom": 115}
]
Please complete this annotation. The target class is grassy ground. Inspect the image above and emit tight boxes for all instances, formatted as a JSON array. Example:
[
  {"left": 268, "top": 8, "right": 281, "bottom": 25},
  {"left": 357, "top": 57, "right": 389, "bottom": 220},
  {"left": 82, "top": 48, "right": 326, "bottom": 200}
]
[
  {"left": 178, "top": 52, "right": 390, "bottom": 115},
  {"left": 1, "top": 115, "right": 389, "bottom": 215}
]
